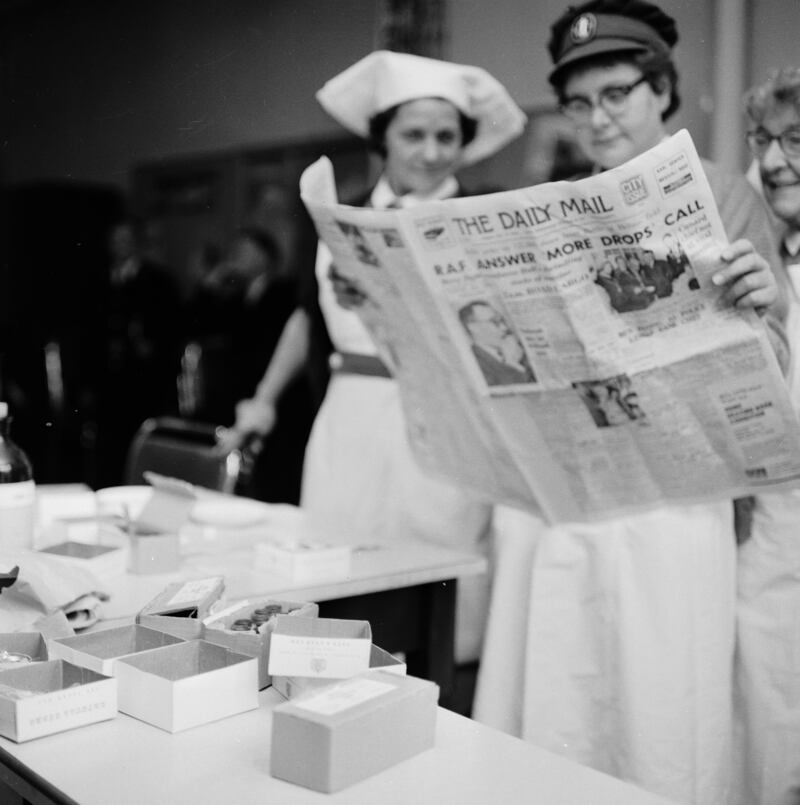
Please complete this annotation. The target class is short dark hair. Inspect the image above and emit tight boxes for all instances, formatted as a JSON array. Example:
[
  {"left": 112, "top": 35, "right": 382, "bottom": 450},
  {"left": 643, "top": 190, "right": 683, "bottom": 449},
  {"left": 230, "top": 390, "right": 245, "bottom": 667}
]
[
  {"left": 367, "top": 102, "right": 478, "bottom": 158},
  {"left": 458, "top": 299, "right": 494, "bottom": 330}
]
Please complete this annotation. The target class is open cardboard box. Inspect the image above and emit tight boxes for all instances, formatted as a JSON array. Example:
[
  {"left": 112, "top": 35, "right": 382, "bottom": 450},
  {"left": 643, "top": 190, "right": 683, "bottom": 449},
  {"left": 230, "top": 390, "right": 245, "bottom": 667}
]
[
  {"left": 202, "top": 598, "right": 319, "bottom": 690},
  {"left": 0, "top": 659, "right": 117, "bottom": 742},
  {"left": 137, "top": 576, "right": 225, "bottom": 640},
  {"left": 273, "top": 644, "right": 406, "bottom": 700},
  {"left": 114, "top": 639, "right": 258, "bottom": 732},
  {"left": 38, "top": 539, "right": 128, "bottom": 584},
  {"left": 125, "top": 473, "right": 197, "bottom": 574},
  {"left": 268, "top": 616, "right": 372, "bottom": 681},
  {"left": 271, "top": 669, "right": 438, "bottom": 793},
  {"left": 0, "top": 633, "right": 50, "bottom": 668},
  {"left": 48, "top": 624, "right": 185, "bottom": 676},
  {"left": 254, "top": 537, "right": 352, "bottom": 582}
]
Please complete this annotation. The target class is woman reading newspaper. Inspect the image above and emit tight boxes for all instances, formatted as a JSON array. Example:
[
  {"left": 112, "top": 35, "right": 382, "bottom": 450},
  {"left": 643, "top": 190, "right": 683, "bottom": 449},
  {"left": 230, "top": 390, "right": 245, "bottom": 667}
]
[
  {"left": 224, "top": 51, "right": 526, "bottom": 665},
  {"left": 472, "top": 2, "right": 787, "bottom": 804}
]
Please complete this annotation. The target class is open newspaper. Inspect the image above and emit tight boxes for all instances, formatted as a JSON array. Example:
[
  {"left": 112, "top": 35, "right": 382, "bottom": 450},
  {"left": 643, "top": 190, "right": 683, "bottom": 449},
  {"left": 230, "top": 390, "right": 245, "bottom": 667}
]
[{"left": 300, "top": 129, "right": 800, "bottom": 524}]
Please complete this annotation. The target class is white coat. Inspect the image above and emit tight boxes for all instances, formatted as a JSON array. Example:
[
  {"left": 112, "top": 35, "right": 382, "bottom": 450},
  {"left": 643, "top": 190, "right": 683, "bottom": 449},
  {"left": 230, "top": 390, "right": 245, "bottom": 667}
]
[
  {"left": 300, "top": 177, "right": 492, "bottom": 664},
  {"left": 733, "top": 242, "right": 800, "bottom": 805}
]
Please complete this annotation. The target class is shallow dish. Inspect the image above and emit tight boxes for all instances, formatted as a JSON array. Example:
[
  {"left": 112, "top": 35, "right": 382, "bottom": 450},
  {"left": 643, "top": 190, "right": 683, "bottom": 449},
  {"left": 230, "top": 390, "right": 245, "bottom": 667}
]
[{"left": 190, "top": 498, "right": 268, "bottom": 528}]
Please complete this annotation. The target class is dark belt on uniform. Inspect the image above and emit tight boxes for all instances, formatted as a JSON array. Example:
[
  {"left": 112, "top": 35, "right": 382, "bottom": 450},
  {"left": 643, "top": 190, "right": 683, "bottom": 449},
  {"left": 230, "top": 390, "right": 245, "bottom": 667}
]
[{"left": 329, "top": 351, "right": 392, "bottom": 378}]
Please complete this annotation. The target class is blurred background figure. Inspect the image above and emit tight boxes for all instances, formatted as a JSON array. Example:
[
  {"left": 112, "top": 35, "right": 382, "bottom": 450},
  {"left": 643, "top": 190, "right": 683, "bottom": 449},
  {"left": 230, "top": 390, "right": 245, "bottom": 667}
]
[
  {"left": 182, "top": 228, "right": 313, "bottom": 503},
  {"left": 92, "top": 216, "right": 182, "bottom": 487}
]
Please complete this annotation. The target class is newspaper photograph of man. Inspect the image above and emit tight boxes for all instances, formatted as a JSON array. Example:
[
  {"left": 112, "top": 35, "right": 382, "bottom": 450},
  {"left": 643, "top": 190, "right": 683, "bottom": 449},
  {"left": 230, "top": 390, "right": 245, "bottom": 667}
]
[
  {"left": 458, "top": 299, "right": 537, "bottom": 387},
  {"left": 573, "top": 375, "right": 646, "bottom": 427}
]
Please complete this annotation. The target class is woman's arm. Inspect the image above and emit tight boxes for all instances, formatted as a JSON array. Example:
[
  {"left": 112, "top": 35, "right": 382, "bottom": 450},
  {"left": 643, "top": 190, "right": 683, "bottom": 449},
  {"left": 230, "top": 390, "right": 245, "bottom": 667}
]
[{"left": 219, "top": 307, "right": 311, "bottom": 449}]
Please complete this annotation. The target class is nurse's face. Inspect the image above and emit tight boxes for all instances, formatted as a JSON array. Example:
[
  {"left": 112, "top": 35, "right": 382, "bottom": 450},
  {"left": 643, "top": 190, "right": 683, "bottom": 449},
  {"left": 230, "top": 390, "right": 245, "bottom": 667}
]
[
  {"left": 755, "top": 104, "right": 800, "bottom": 227},
  {"left": 383, "top": 98, "right": 465, "bottom": 196},
  {"left": 563, "top": 61, "right": 670, "bottom": 169}
]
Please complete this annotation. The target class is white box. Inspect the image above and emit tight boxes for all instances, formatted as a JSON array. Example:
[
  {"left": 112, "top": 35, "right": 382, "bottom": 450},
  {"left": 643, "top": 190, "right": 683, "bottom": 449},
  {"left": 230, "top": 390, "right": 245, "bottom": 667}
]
[
  {"left": 114, "top": 639, "right": 258, "bottom": 732},
  {"left": 48, "top": 624, "right": 185, "bottom": 676},
  {"left": 273, "top": 644, "right": 406, "bottom": 700},
  {"left": 36, "top": 484, "right": 97, "bottom": 539},
  {"left": 271, "top": 670, "right": 438, "bottom": 793},
  {"left": 0, "top": 659, "right": 117, "bottom": 742},
  {"left": 254, "top": 537, "right": 352, "bottom": 582},
  {"left": 0, "top": 633, "right": 50, "bottom": 666},
  {"left": 125, "top": 473, "right": 197, "bottom": 574},
  {"left": 38, "top": 540, "right": 129, "bottom": 583},
  {"left": 137, "top": 576, "right": 226, "bottom": 640},
  {"left": 268, "top": 616, "right": 372, "bottom": 680},
  {"left": 202, "top": 598, "right": 318, "bottom": 690}
]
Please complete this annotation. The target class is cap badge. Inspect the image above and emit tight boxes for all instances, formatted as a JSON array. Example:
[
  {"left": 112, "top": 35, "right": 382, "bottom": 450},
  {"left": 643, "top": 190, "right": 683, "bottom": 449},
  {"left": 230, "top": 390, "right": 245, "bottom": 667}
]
[{"left": 570, "top": 13, "right": 598, "bottom": 44}]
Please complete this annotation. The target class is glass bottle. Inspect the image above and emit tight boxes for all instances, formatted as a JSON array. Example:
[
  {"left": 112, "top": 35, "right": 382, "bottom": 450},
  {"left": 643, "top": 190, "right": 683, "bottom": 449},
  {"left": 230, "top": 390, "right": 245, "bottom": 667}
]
[{"left": 0, "top": 401, "right": 36, "bottom": 550}]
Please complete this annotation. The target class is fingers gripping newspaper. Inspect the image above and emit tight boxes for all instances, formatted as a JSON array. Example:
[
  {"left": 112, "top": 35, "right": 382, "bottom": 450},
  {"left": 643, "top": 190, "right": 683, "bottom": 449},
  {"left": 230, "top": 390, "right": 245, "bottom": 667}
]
[{"left": 300, "top": 130, "right": 800, "bottom": 524}]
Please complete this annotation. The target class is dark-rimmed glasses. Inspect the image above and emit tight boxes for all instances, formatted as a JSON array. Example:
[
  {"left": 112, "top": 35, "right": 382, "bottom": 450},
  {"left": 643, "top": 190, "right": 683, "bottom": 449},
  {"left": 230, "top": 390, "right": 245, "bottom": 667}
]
[
  {"left": 745, "top": 127, "right": 800, "bottom": 160},
  {"left": 560, "top": 76, "right": 649, "bottom": 123}
]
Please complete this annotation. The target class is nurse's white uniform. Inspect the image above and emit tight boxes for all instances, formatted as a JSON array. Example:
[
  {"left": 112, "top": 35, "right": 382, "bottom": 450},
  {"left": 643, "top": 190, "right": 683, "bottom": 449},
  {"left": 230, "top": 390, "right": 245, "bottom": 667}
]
[
  {"left": 300, "top": 176, "right": 493, "bottom": 664},
  {"left": 473, "top": 165, "right": 779, "bottom": 805},
  {"left": 733, "top": 237, "right": 800, "bottom": 805}
]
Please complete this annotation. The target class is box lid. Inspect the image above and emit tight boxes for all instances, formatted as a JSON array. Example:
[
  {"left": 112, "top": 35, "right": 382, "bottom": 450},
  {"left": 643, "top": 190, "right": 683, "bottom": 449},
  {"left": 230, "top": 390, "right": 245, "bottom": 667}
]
[
  {"left": 268, "top": 616, "right": 372, "bottom": 678},
  {"left": 134, "top": 472, "right": 196, "bottom": 534},
  {"left": 138, "top": 576, "right": 225, "bottom": 620},
  {"left": 275, "top": 670, "right": 438, "bottom": 725}
]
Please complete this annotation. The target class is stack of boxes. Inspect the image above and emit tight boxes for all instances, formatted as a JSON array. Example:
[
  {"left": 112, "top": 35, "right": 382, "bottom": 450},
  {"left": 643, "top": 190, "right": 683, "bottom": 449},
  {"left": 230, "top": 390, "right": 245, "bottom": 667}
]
[{"left": 6, "top": 479, "right": 439, "bottom": 790}]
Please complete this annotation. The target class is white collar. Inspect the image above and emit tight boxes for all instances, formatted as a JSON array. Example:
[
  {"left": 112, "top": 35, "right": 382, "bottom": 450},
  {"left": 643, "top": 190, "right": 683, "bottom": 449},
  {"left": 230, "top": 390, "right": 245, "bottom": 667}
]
[
  {"left": 784, "top": 228, "right": 800, "bottom": 258},
  {"left": 370, "top": 175, "right": 460, "bottom": 209}
]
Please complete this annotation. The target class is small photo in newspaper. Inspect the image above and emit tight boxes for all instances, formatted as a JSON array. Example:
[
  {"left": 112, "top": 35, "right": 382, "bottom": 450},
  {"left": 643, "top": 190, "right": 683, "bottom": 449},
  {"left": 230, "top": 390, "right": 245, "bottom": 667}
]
[
  {"left": 457, "top": 298, "right": 537, "bottom": 389},
  {"left": 336, "top": 220, "right": 381, "bottom": 267},
  {"left": 573, "top": 374, "right": 647, "bottom": 428},
  {"left": 592, "top": 236, "right": 700, "bottom": 315}
]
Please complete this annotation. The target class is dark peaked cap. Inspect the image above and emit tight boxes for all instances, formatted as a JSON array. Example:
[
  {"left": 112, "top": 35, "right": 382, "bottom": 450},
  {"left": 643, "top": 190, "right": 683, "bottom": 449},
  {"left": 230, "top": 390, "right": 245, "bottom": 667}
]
[{"left": 547, "top": 0, "right": 678, "bottom": 82}]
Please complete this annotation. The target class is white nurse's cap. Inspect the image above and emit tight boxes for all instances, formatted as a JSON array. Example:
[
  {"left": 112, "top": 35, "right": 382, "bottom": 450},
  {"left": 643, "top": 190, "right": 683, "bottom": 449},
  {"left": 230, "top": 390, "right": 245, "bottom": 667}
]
[{"left": 316, "top": 50, "right": 526, "bottom": 165}]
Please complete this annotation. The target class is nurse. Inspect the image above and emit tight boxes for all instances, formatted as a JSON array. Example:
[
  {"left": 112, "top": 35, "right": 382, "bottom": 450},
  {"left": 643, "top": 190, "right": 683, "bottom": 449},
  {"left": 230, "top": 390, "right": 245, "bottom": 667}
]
[
  {"left": 230, "top": 50, "right": 526, "bottom": 663},
  {"left": 472, "top": 2, "right": 786, "bottom": 804}
]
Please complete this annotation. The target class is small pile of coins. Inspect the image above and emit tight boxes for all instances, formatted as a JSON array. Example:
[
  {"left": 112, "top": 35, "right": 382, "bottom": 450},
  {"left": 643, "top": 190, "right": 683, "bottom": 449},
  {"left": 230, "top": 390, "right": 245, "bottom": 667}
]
[{"left": 229, "top": 604, "right": 284, "bottom": 633}]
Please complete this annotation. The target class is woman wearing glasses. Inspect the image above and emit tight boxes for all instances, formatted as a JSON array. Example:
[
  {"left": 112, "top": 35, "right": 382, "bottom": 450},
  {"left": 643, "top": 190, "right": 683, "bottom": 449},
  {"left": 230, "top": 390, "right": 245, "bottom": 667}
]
[
  {"left": 734, "top": 67, "right": 800, "bottom": 805},
  {"left": 473, "top": 2, "right": 787, "bottom": 804}
]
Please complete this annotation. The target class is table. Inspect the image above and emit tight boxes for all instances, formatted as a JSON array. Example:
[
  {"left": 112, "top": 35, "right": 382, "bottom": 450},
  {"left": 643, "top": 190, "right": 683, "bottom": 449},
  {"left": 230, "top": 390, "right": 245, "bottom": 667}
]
[
  {"left": 0, "top": 689, "right": 679, "bottom": 805},
  {"left": 88, "top": 499, "right": 488, "bottom": 705}
]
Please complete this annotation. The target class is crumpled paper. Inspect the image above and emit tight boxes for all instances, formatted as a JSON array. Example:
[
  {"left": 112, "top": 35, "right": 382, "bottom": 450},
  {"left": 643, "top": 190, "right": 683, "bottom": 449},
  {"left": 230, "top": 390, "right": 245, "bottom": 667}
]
[{"left": 0, "top": 551, "right": 108, "bottom": 632}]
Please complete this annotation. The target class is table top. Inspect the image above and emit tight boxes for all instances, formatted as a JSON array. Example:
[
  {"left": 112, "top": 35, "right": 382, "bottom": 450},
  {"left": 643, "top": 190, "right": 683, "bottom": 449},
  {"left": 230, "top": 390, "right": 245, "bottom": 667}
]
[
  {"left": 0, "top": 689, "right": 678, "bottom": 805},
  {"left": 46, "top": 493, "right": 488, "bottom": 621},
  {"left": 99, "top": 527, "right": 486, "bottom": 621}
]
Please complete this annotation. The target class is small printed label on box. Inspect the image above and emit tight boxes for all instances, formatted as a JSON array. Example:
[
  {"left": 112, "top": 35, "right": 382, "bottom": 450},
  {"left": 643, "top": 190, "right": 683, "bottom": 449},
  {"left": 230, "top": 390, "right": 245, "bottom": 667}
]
[
  {"left": 294, "top": 677, "right": 395, "bottom": 716},
  {"left": 268, "top": 634, "right": 371, "bottom": 678},
  {"left": 16, "top": 683, "right": 116, "bottom": 741},
  {"left": 166, "top": 579, "right": 220, "bottom": 607}
]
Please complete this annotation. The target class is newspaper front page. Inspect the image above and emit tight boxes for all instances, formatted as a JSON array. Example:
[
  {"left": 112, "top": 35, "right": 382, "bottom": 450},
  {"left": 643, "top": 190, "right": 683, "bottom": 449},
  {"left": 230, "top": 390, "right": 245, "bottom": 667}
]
[{"left": 300, "top": 129, "right": 800, "bottom": 523}]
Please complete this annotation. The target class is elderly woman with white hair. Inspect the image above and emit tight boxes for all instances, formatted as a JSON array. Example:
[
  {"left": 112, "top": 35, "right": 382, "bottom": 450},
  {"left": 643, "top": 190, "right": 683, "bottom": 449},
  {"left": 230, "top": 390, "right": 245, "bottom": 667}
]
[{"left": 228, "top": 50, "right": 525, "bottom": 664}]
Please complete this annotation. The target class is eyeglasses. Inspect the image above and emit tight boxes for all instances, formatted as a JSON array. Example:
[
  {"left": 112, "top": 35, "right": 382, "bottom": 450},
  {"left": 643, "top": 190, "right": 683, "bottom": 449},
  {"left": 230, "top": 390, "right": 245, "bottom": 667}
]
[
  {"left": 745, "top": 127, "right": 800, "bottom": 160},
  {"left": 560, "top": 76, "right": 649, "bottom": 122}
]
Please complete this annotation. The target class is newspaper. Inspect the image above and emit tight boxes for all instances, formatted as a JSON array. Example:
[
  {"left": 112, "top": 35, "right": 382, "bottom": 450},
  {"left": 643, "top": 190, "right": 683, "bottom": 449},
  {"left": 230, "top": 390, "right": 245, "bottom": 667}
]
[{"left": 300, "top": 129, "right": 800, "bottom": 523}]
